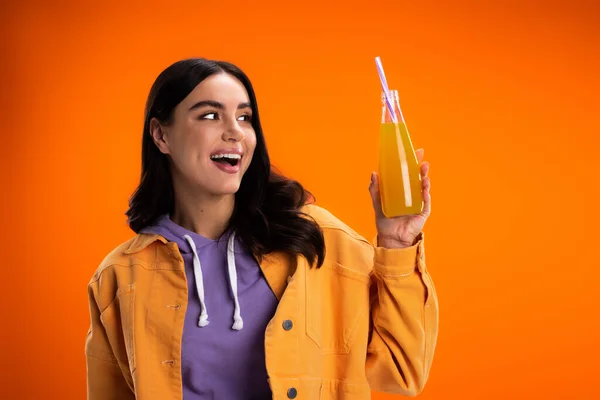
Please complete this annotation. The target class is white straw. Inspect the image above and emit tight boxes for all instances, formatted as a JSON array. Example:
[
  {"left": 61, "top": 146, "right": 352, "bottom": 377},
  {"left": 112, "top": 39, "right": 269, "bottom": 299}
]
[{"left": 375, "top": 56, "right": 398, "bottom": 123}]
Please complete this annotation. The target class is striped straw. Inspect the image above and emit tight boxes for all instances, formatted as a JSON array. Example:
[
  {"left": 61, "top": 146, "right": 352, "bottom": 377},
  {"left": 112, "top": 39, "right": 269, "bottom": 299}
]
[{"left": 375, "top": 56, "right": 398, "bottom": 123}]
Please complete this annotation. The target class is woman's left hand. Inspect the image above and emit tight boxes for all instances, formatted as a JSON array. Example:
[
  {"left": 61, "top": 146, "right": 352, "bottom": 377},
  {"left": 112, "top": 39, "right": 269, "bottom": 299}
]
[{"left": 369, "top": 148, "right": 431, "bottom": 248}]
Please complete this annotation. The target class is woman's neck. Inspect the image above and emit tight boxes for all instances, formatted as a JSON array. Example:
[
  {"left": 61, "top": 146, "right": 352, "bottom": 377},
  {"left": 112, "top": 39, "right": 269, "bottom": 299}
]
[{"left": 170, "top": 190, "right": 235, "bottom": 240}]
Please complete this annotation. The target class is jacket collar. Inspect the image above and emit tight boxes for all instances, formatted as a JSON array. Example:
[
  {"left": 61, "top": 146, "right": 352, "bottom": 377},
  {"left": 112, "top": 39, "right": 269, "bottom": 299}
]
[
  {"left": 124, "top": 233, "right": 168, "bottom": 254},
  {"left": 123, "top": 233, "right": 296, "bottom": 301}
]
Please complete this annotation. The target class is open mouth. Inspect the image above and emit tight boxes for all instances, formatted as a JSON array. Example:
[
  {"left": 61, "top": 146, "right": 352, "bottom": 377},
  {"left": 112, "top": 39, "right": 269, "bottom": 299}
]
[{"left": 210, "top": 153, "right": 241, "bottom": 167}]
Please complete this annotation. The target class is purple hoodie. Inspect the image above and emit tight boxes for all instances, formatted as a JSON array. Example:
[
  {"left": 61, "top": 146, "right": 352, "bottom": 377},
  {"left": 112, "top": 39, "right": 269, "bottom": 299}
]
[{"left": 141, "top": 215, "right": 278, "bottom": 399}]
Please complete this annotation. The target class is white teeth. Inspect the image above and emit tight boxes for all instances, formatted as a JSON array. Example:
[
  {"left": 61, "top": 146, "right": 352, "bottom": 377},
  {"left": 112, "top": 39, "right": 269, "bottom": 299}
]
[{"left": 210, "top": 153, "right": 242, "bottom": 160}]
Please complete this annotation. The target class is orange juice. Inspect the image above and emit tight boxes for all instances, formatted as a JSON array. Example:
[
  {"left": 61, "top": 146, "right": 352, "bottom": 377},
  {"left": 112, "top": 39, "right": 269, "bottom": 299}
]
[{"left": 378, "top": 91, "right": 423, "bottom": 217}]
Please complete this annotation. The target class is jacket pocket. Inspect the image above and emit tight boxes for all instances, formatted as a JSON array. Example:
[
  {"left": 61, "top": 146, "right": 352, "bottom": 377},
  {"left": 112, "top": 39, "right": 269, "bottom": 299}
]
[
  {"left": 305, "top": 260, "right": 371, "bottom": 354},
  {"left": 320, "top": 379, "right": 372, "bottom": 399},
  {"left": 100, "top": 284, "right": 136, "bottom": 375}
]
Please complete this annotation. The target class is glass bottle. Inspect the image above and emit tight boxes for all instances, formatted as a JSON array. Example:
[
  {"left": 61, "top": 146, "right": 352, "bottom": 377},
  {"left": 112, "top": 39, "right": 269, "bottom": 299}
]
[{"left": 378, "top": 90, "right": 423, "bottom": 217}]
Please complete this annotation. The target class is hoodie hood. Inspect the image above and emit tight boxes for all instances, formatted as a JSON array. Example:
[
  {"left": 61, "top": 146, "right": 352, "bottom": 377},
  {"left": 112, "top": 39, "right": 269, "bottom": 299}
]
[{"left": 141, "top": 214, "right": 216, "bottom": 255}]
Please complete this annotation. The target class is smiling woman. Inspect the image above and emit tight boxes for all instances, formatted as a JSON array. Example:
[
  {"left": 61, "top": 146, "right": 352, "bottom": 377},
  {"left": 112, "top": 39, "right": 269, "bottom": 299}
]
[
  {"left": 84, "top": 58, "right": 438, "bottom": 400},
  {"left": 184, "top": 97, "right": 252, "bottom": 174},
  {"left": 126, "top": 60, "right": 324, "bottom": 260},
  {"left": 146, "top": 73, "right": 258, "bottom": 234}
]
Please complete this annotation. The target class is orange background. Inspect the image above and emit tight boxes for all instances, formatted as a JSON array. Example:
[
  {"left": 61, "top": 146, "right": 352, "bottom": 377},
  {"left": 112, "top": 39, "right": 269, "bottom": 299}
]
[{"left": 2, "top": 0, "right": 599, "bottom": 399}]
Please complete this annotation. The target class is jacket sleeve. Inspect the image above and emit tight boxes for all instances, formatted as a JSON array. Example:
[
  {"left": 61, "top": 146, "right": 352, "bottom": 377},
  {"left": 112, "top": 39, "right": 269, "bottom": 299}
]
[
  {"left": 85, "top": 279, "right": 135, "bottom": 400},
  {"left": 365, "top": 233, "right": 439, "bottom": 396}
]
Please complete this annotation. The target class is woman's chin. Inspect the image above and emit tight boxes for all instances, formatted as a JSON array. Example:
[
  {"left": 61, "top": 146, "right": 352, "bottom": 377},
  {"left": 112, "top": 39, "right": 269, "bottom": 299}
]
[{"left": 208, "top": 182, "right": 242, "bottom": 196}]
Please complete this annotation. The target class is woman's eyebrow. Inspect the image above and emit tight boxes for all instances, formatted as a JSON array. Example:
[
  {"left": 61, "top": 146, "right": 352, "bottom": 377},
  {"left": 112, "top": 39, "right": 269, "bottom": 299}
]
[
  {"left": 189, "top": 100, "right": 252, "bottom": 111},
  {"left": 189, "top": 100, "right": 223, "bottom": 111}
]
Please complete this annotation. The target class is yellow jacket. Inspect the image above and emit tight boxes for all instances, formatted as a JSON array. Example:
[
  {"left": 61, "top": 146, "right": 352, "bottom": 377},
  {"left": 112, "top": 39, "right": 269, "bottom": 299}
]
[{"left": 85, "top": 204, "right": 439, "bottom": 399}]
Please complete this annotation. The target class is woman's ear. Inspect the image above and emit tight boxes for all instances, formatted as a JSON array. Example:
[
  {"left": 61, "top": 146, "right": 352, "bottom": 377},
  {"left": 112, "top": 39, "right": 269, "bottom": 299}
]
[{"left": 150, "top": 117, "right": 171, "bottom": 155}]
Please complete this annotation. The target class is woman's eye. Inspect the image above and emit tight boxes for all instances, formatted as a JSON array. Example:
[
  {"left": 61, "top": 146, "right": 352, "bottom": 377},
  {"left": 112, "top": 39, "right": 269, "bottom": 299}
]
[
  {"left": 200, "top": 112, "right": 218, "bottom": 120},
  {"left": 238, "top": 114, "right": 252, "bottom": 122}
]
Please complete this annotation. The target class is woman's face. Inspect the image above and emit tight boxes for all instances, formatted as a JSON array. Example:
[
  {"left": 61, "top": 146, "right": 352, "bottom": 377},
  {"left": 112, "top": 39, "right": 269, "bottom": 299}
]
[{"left": 151, "top": 73, "right": 257, "bottom": 197}]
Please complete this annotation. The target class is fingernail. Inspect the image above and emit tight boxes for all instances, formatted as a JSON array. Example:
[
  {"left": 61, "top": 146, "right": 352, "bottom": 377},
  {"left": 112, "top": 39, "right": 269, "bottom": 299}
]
[{"left": 370, "top": 172, "right": 375, "bottom": 184}]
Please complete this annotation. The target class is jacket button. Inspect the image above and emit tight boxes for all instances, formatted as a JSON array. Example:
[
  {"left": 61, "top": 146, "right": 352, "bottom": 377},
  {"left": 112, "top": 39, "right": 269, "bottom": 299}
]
[
  {"left": 287, "top": 388, "right": 297, "bottom": 398},
  {"left": 282, "top": 320, "right": 293, "bottom": 331}
]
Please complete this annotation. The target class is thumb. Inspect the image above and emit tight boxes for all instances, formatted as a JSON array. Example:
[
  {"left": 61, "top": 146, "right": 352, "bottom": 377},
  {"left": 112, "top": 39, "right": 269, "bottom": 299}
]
[{"left": 369, "top": 172, "right": 385, "bottom": 219}]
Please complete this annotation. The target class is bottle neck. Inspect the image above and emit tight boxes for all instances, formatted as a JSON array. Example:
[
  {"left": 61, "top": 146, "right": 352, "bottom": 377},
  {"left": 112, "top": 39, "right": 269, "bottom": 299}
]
[{"left": 381, "top": 90, "right": 403, "bottom": 124}]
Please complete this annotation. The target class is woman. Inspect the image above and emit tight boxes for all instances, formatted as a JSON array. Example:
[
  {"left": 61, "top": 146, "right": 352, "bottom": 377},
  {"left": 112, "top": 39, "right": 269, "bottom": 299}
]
[{"left": 85, "top": 58, "right": 438, "bottom": 400}]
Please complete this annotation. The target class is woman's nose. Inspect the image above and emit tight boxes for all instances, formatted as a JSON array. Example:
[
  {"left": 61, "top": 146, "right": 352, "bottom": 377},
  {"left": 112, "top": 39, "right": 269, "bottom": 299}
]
[{"left": 223, "top": 120, "right": 245, "bottom": 142}]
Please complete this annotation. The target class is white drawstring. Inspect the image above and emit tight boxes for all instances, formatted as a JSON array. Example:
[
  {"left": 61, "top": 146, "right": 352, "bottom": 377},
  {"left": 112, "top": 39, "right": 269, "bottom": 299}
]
[
  {"left": 183, "top": 232, "right": 243, "bottom": 331},
  {"left": 183, "top": 234, "right": 209, "bottom": 327},
  {"left": 227, "top": 232, "right": 243, "bottom": 331}
]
